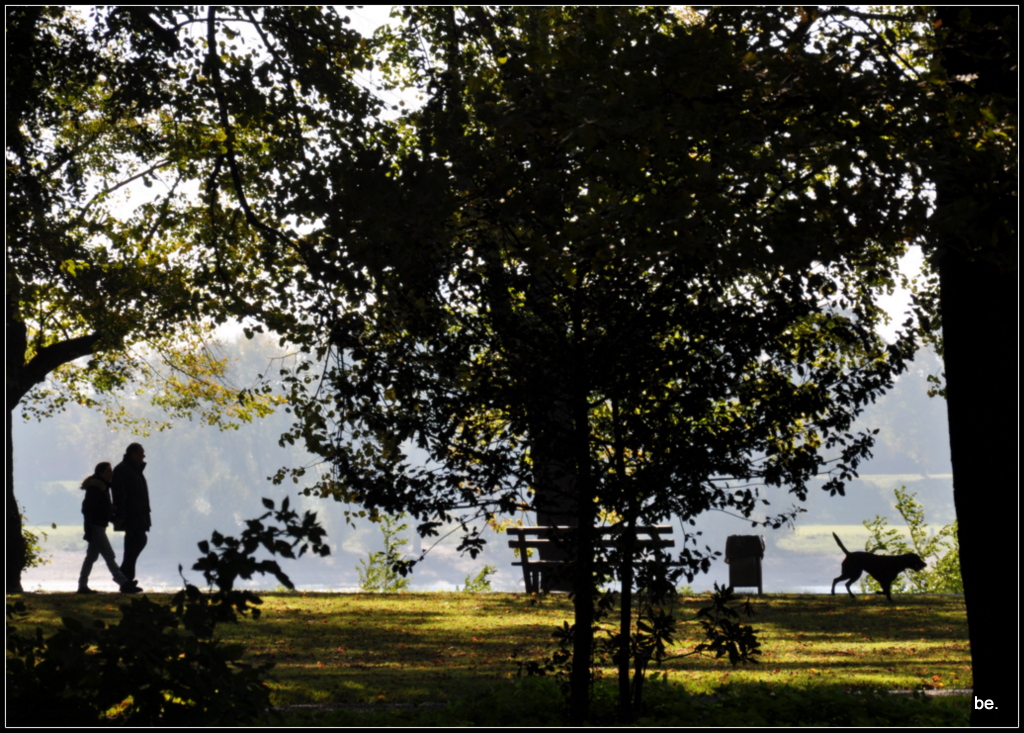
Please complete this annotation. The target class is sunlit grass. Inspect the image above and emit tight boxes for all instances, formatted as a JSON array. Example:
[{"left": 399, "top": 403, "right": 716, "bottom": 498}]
[{"left": 10, "top": 590, "right": 970, "bottom": 710}]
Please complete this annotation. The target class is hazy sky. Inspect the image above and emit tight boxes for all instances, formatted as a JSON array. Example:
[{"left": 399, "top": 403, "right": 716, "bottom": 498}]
[{"left": 16, "top": 335, "right": 953, "bottom": 595}]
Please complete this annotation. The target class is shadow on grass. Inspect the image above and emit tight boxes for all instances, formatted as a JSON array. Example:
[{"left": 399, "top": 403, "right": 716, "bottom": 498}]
[
  {"left": 274, "top": 678, "right": 971, "bottom": 727},
  {"left": 9, "top": 591, "right": 971, "bottom": 708}
]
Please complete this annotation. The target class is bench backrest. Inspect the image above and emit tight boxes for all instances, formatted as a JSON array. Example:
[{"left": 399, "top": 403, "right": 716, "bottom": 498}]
[{"left": 507, "top": 525, "right": 674, "bottom": 550}]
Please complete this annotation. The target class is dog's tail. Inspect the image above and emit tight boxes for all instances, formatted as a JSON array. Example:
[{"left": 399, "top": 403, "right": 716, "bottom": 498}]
[{"left": 832, "top": 532, "right": 850, "bottom": 556}]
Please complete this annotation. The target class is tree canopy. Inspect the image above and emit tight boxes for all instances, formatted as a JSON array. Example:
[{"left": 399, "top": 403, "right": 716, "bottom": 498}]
[
  {"left": 5, "top": 6, "right": 348, "bottom": 590},
  {"left": 283, "top": 5, "right": 920, "bottom": 528}
]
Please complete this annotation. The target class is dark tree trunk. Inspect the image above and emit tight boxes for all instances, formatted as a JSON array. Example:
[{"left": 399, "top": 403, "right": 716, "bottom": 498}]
[
  {"left": 567, "top": 389, "right": 597, "bottom": 726},
  {"left": 6, "top": 406, "right": 25, "bottom": 593},
  {"left": 6, "top": 294, "right": 103, "bottom": 592},
  {"left": 937, "top": 248, "right": 1016, "bottom": 726},
  {"left": 932, "top": 6, "right": 1018, "bottom": 726},
  {"left": 529, "top": 394, "right": 577, "bottom": 593}
]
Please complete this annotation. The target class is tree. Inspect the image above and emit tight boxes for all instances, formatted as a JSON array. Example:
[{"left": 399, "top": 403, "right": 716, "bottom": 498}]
[
  {"left": 5, "top": 6, "right": 377, "bottom": 592},
  {"left": 7, "top": 7, "right": 191, "bottom": 590},
  {"left": 258, "top": 7, "right": 925, "bottom": 722},
  {"left": 926, "top": 7, "right": 1017, "bottom": 726},
  {"left": 710, "top": 7, "right": 1017, "bottom": 724}
]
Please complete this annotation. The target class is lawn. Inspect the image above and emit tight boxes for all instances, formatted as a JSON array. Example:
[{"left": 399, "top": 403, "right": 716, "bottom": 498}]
[{"left": 7, "top": 590, "right": 971, "bottom": 725}]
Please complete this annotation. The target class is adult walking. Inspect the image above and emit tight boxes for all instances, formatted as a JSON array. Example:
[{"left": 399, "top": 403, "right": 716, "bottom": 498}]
[
  {"left": 77, "top": 462, "right": 138, "bottom": 594},
  {"left": 111, "top": 443, "right": 151, "bottom": 591}
]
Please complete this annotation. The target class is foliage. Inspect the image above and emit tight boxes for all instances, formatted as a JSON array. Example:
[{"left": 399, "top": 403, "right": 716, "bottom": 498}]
[
  {"left": 7, "top": 7, "right": 288, "bottom": 426},
  {"left": 268, "top": 7, "right": 924, "bottom": 722},
  {"left": 20, "top": 515, "right": 53, "bottom": 571},
  {"left": 598, "top": 546, "right": 684, "bottom": 722},
  {"left": 357, "top": 513, "right": 413, "bottom": 593},
  {"left": 7, "top": 7, "right": 257, "bottom": 426},
  {"left": 862, "top": 486, "right": 962, "bottom": 594},
  {"left": 689, "top": 584, "right": 762, "bottom": 666},
  {"left": 5, "top": 6, "right": 297, "bottom": 591},
  {"left": 192, "top": 495, "right": 331, "bottom": 596},
  {"left": 929, "top": 520, "right": 962, "bottom": 593},
  {"left": 520, "top": 580, "right": 762, "bottom": 723},
  {"left": 292, "top": 2, "right": 920, "bottom": 544},
  {"left": 515, "top": 618, "right": 576, "bottom": 708},
  {"left": 5, "top": 497, "right": 329, "bottom": 726},
  {"left": 458, "top": 565, "right": 497, "bottom": 593}
]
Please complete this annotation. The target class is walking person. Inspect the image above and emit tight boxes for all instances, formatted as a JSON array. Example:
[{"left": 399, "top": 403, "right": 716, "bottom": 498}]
[
  {"left": 111, "top": 443, "right": 151, "bottom": 592},
  {"left": 77, "top": 462, "right": 138, "bottom": 594}
]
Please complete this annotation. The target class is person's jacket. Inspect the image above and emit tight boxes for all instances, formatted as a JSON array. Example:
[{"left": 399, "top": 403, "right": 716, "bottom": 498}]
[
  {"left": 111, "top": 457, "right": 151, "bottom": 533},
  {"left": 81, "top": 475, "right": 114, "bottom": 539}
]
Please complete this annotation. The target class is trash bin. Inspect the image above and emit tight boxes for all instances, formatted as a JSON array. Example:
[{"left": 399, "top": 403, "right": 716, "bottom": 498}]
[{"left": 725, "top": 535, "right": 766, "bottom": 595}]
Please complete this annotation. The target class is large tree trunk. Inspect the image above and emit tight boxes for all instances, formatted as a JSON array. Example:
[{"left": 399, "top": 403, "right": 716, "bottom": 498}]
[
  {"left": 932, "top": 6, "right": 1017, "bottom": 726},
  {"left": 529, "top": 393, "right": 577, "bottom": 593},
  {"left": 6, "top": 406, "right": 25, "bottom": 593},
  {"left": 937, "top": 249, "right": 1016, "bottom": 726},
  {"left": 6, "top": 302, "right": 28, "bottom": 593},
  {"left": 6, "top": 297, "right": 102, "bottom": 593}
]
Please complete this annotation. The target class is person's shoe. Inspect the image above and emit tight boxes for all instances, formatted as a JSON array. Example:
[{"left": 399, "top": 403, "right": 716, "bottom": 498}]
[
  {"left": 119, "top": 583, "right": 142, "bottom": 594},
  {"left": 76, "top": 587, "right": 98, "bottom": 594}
]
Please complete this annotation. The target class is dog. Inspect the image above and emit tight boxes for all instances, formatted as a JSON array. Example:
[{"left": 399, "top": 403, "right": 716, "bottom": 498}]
[{"left": 831, "top": 532, "right": 927, "bottom": 602}]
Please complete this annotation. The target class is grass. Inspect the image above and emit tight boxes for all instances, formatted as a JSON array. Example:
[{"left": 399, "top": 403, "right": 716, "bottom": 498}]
[{"left": 7, "top": 590, "right": 971, "bottom": 725}]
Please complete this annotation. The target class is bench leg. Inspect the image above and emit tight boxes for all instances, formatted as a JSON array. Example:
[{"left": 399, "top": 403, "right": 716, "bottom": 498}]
[{"left": 522, "top": 566, "right": 537, "bottom": 595}]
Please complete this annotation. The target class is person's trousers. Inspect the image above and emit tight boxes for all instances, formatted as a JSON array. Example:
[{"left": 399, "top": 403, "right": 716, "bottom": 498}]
[
  {"left": 120, "top": 529, "right": 148, "bottom": 585},
  {"left": 78, "top": 524, "right": 129, "bottom": 590}
]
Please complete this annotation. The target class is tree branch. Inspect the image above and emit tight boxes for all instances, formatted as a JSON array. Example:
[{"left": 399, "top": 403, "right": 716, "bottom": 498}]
[{"left": 9, "top": 332, "right": 104, "bottom": 409}]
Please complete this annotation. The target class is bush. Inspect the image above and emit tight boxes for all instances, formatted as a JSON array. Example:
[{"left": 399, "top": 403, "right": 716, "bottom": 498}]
[
  {"left": 457, "top": 565, "right": 497, "bottom": 592},
  {"left": 6, "top": 497, "right": 329, "bottom": 726},
  {"left": 21, "top": 513, "right": 54, "bottom": 570},
  {"left": 358, "top": 513, "right": 412, "bottom": 592}
]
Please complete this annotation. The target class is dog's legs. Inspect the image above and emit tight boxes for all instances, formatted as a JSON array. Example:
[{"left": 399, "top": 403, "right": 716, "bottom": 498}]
[
  {"left": 880, "top": 580, "right": 893, "bottom": 602},
  {"left": 833, "top": 561, "right": 862, "bottom": 599}
]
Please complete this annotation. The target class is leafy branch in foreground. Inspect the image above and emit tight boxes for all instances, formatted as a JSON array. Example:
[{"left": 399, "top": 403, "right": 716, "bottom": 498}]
[
  {"left": 685, "top": 584, "right": 762, "bottom": 667},
  {"left": 6, "top": 497, "right": 329, "bottom": 726}
]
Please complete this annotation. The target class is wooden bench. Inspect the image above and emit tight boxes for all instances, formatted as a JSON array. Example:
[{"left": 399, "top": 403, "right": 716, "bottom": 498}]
[{"left": 507, "top": 525, "right": 675, "bottom": 594}]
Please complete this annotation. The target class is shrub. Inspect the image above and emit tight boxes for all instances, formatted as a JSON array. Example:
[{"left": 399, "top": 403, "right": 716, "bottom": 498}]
[
  {"left": 358, "top": 513, "right": 412, "bottom": 592},
  {"left": 6, "top": 497, "right": 329, "bottom": 726},
  {"left": 21, "top": 513, "right": 54, "bottom": 570},
  {"left": 457, "top": 565, "right": 497, "bottom": 592}
]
